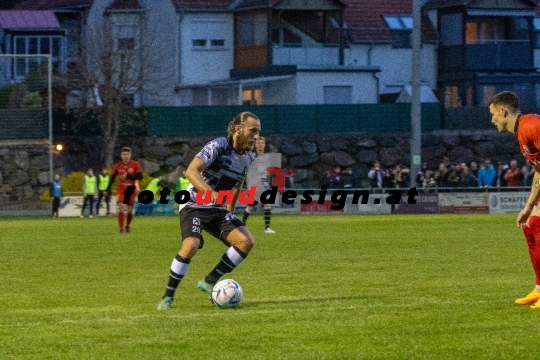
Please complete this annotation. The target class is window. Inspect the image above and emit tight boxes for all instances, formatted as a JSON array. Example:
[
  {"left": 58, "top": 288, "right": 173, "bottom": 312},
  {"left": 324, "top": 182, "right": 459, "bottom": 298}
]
[
  {"left": 192, "top": 39, "right": 207, "bottom": 47},
  {"left": 440, "top": 13, "right": 462, "bottom": 46},
  {"left": 272, "top": 27, "right": 302, "bottom": 46},
  {"left": 237, "top": 13, "right": 268, "bottom": 47},
  {"left": 191, "top": 20, "right": 228, "bottom": 50},
  {"left": 193, "top": 88, "right": 209, "bottom": 106},
  {"left": 211, "top": 39, "right": 225, "bottom": 47},
  {"left": 12, "top": 35, "right": 63, "bottom": 78},
  {"left": 242, "top": 88, "right": 261, "bottom": 105},
  {"left": 211, "top": 88, "right": 229, "bottom": 105},
  {"left": 118, "top": 38, "right": 135, "bottom": 51},
  {"left": 534, "top": 18, "right": 540, "bottom": 48},
  {"left": 466, "top": 18, "right": 503, "bottom": 44},
  {"left": 114, "top": 25, "right": 137, "bottom": 52},
  {"left": 323, "top": 86, "right": 352, "bottom": 104},
  {"left": 383, "top": 15, "right": 413, "bottom": 48},
  {"left": 444, "top": 86, "right": 460, "bottom": 108}
]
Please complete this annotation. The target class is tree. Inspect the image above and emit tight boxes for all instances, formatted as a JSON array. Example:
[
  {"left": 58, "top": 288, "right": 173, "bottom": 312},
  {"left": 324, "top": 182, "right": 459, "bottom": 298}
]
[{"left": 71, "top": 8, "right": 175, "bottom": 167}]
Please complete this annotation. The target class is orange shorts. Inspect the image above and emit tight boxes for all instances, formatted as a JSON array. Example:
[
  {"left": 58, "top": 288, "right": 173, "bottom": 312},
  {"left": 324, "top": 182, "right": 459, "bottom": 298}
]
[{"left": 117, "top": 186, "right": 136, "bottom": 206}]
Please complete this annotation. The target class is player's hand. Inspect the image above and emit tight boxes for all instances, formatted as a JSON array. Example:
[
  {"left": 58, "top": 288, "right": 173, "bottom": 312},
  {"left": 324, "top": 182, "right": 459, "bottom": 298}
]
[
  {"left": 118, "top": 174, "right": 127, "bottom": 181},
  {"left": 516, "top": 206, "right": 533, "bottom": 228},
  {"left": 210, "top": 190, "right": 219, "bottom": 204}
]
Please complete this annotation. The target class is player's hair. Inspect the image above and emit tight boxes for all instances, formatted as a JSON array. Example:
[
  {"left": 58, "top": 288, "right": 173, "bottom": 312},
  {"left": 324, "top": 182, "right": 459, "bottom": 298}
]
[
  {"left": 121, "top": 146, "right": 132, "bottom": 153},
  {"left": 487, "top": 91, "right": 520, "bottom": 112},
  {"left": 227, "top": 111, "right": 260, "bottom": 137},
  {"left": 256, "top": 136, "right": 265, "bottom": 142}
]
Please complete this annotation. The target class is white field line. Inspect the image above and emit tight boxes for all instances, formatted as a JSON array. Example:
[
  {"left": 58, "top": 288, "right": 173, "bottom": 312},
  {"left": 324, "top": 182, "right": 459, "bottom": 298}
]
[{"left": 0, "top": 297, "right": 513, "bottom": 328}]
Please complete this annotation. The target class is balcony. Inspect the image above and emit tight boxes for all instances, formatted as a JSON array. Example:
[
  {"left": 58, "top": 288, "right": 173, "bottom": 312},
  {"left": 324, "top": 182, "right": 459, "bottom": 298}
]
[
  {"left": 272, "top": 44, "right": 340, "bottom": 66},
  {"left": 440, "top": 40, "right": 532, "bottom": 72}
]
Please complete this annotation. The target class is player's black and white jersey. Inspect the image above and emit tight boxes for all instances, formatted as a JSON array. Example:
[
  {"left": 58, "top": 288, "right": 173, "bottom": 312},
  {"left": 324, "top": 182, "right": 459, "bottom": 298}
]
[
  {"left": 180, "top": 137, "right": 255, "bottom": 211},
  {"left": 256, "top": 153, "right": 270, "bottom": 190}
]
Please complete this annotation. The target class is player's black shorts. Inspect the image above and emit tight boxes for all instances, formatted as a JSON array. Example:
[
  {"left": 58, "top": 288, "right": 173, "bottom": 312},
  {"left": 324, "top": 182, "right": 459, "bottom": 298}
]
[{"left": 179, "top": 206, "right": 245, "bottom": 248}]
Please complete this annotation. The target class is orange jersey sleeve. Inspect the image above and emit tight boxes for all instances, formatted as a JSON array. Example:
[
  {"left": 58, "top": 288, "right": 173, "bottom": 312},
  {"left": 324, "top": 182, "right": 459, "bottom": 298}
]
[
  {"left": 517, "top": 114, "right": 540, "bottom": 166},
  {"left": 112, "top": 162, "right": 121, "bottom": 176}
]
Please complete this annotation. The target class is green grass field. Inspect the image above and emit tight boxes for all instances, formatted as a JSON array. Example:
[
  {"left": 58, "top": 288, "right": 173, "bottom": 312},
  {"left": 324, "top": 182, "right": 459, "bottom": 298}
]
[{"left": 1, "top": 213, "right": 539, "bottom": 359}]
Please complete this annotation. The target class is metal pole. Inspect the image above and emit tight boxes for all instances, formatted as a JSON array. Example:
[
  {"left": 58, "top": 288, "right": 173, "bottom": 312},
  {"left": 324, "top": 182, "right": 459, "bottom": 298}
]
[
  {"left": 48, "top": 55, "right": 53, "bottom": 183},
  {"left": 410, "top": 0, "right": 422, "bottom": 187}
]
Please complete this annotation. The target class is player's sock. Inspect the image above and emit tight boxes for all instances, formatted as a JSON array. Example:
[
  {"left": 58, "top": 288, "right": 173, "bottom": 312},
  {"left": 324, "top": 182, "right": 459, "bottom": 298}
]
[
  {"left": 264, "top": 208, "right": 271, "bottom": 229},
  {"left": 118, "top": 212, "right": 125, "bottom": 230},
  {"left": 126, "top": 212, "right": 133, "bottom": 226},
  {"left": 242, "top": 208, "right": 251, "bottom": 223},
  {"left": 205, "top": 246, "right": 246, "bottom": 285},
  {"left": 164, "top": 254, "right": 191, "bottom": 298},
  {"left": 525, "top": 216, "right": 540, "bottom": 286}
]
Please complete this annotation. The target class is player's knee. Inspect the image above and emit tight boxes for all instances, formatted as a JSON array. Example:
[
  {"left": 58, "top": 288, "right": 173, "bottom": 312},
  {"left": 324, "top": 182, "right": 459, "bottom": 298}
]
[
  {"left": 180, "top": 237, "right": 200, "bottom": 257},
  {"left": 239, "top": 232, "right": 254, "bottom": 252}
]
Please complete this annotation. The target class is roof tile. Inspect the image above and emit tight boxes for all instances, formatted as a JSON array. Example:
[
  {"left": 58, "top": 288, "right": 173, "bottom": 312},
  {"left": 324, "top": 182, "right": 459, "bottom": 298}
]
[{"left": 0, "top": 10, "right": 61, "bottom": 29}]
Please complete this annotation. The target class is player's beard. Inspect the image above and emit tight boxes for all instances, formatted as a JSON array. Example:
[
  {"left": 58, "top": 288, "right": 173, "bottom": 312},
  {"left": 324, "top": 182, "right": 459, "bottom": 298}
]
[{"left": 236, "top": 131, "right": 254, "bottom": 152}]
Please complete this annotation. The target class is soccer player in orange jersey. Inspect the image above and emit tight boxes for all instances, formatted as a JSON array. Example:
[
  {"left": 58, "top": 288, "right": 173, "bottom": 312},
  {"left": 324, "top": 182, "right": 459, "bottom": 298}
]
[
  {"left": 105, "top": 147, "right": 142, "bottom": 233},
  {"left": 489, "top": 91, "right": 540, "bottom": 309}
]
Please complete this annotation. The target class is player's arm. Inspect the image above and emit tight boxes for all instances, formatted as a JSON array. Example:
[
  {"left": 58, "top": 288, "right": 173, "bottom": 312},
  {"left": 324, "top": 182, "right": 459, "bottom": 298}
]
[
  {"left": 517, "top": 165, "right": 540, "bottom": 227},
  {"left": 105, "top": 174, "right": 116, "bottom": 193},
  {"left": 526, "top": 166, "right": 540, "bottom": 205},
  {"left": 186, "top": 156, "right": 219, "bottom": 203},
  {"left": 227, "top": 180, "right": 244, "bottom": 213},
  {"left": 126, "top": 172, "right": 142, "bottom": 180}
]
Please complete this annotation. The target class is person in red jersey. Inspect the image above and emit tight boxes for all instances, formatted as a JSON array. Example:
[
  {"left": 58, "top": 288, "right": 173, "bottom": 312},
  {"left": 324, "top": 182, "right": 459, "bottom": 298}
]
[
  {"left": 105, "top": 147, "right": 142, "bottom": 233},
  {"left": 489, "top": 91, "right": 540, "bottom": 309}
]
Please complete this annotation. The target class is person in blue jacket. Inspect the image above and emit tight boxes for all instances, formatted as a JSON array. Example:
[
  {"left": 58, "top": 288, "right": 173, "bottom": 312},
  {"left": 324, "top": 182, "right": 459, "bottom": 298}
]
[
  {"left": 477, "top": 159, "right": 497, "bottom": 188},
  {"left": 49, "top": 174, "right": 63, "bottom": 218}
]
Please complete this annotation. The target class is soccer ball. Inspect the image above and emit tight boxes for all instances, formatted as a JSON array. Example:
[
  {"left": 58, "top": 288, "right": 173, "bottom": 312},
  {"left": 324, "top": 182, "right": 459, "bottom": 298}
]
[{"left": 211, "top": 279, "right": 243, "bottom": 308}]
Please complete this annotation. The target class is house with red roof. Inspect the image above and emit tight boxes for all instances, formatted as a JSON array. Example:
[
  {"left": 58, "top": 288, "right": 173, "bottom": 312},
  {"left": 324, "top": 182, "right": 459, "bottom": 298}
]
[
  {"left": 4, "top": 0, "right": 437, "bottom": 106},
  {"left": 5, "top": 0, "right": 443, "bottom": 107},
  {"left": 174, "top": 0, "right": 439, "bottom": 105},
  {"left": 0, "top": 10, "right": 66, "bottom": 81}
]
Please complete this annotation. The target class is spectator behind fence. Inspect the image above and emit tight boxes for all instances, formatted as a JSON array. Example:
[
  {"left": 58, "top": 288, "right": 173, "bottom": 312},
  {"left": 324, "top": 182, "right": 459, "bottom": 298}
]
[
  {"left": 382, "top": 168, "right": 394, "bottom": 190},
  {"left": 320, "top": 170, "right": 332, "bottom": 188},
  {"left": 341, "top": 167, "right": 356, "bottom": 188},
  {"left": 504, "top": 159, "right": 521, "bottom": 187},
  {"left": 447, "top": 163, "right": 462, "bottom": 188},
  {"left": 50, "top": 174, "right": 63, "bottom": 218},
  {"left": 522, "top": 160, "right": 534, "bottom": 187},
  {"left": 477, "top": 159, "right": 496, "bottom": 188},
  {"left": 330, "top": 166, "right": 343, "bottom": 189},
  {"left": 434, "top": 163, "right": 450, "bottom": 188},
  {"left": 285, "top": 167, "right": 295, "bottom": 189},
  {"left": 81, "top": 168, "right": 97, "bottom": 218},
  {"left": 469, "top": 161, "right": 479, "bottom": 178},
  {"left": 442, "top": 156, "right": 454, "bottom": 173},
  {"left": 368, "top": 161, "right": 384, "bottom": 192},
  {"left": 496, "top": 161, "right": 509, "bottom": 187},
  {"left": 415, "top": 162, "right": 428, "bottom": 188},
  {"left": 460, "top": 164, "right": 477, "bottom": 187},
  {"left": 392, "top": 164, "right": 410, "bottom": 188},
  {"left": 422, "top": 170, "right": 437, "bottom": 192},
  {"left": 96, "top": 168, "right": 111, "bottom": 216}
]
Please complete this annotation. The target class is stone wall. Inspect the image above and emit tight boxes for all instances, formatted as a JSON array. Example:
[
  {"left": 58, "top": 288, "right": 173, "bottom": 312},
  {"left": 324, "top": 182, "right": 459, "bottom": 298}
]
[{"left": 0, "top": 129, "right": 521, "bottom": 205}]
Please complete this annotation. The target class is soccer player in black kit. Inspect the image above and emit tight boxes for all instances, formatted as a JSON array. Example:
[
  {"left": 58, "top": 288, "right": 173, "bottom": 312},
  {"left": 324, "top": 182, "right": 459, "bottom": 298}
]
[{"left": 158, "top": 112, "right": 261, "bottom": 310}]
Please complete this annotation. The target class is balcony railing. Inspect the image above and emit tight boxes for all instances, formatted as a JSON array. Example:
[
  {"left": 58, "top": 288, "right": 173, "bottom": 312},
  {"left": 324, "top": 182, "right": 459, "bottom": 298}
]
[
  {"left": 272, "top": 44, "right": 340, "bottom": 66},
  {"left": 440, "top": 40, "right": 532, "bottom": 71}
]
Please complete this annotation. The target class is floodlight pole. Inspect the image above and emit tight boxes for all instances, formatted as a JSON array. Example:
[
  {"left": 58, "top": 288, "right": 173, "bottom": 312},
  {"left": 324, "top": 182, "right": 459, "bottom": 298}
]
[
  {"left": 48, "top": 55, "right": 53, "bottom": 184},
  {"left": 410, "top": 0, "right": 422, "bottom": 187}
]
